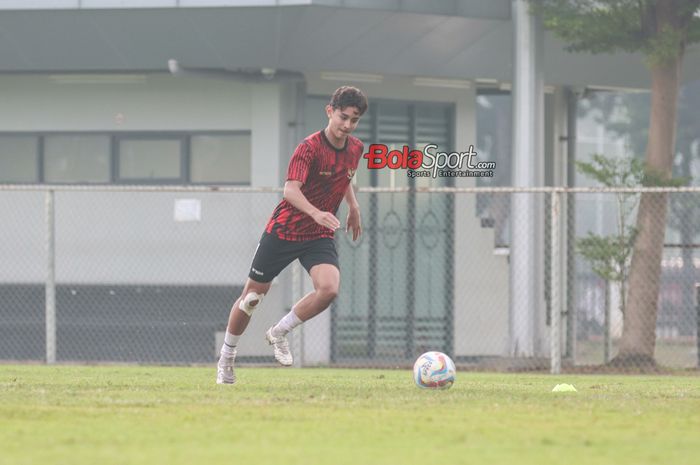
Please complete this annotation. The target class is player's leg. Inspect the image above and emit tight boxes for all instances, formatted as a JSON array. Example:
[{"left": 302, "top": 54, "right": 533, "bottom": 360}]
[
  {"left": 266, "top": 239, "right": 340, "bottom": 365},
  {"left": 227, "top": 279, "right": 271, "bottom": 336},
  {"left": 222, "top": 278, "right": 271, "bottom": 354},
  {"left": 292, "top": 263, "right": 340, "bottom": 321},
  {"left": 217, "top": 278, "right": 271, "bottom": 385},
  {"left": 296, "top": 238, "right": 341, "bottom": 320},
  {"left": 217, "top": 233, "right": 295, "bottom": 384}
]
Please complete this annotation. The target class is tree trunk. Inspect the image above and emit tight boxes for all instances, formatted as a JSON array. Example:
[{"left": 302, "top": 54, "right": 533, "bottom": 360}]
[
  {"left": 616, "top": 190, "right": 669, "bottom": 365},
  {"left": 614, "top": 2, "right": 685, "bottom": 367}
]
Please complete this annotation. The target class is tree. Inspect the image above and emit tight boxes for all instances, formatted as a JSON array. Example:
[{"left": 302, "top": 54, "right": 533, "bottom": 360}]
[
  {"left": 576, "top": 154, "right": 643, "bottom": 362},
  {"left": 587, "top": 84, "right": 700, "bottom": 339},
  {"left": 576, "top": 154, "right": 643, "bottom": 320},
  {"left": 528, "top": 0, "right": 700, "bottom": 366}
]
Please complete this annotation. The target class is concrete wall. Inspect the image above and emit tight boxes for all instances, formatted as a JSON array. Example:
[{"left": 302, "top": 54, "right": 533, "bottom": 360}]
[{"left": 0, "top": 74, "right": 251, "bottom": 132}]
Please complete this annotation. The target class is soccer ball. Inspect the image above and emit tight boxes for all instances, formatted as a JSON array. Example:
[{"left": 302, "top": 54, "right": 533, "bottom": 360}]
[{"left": 413, "top": 351, "right": 456, "bottom": 390}]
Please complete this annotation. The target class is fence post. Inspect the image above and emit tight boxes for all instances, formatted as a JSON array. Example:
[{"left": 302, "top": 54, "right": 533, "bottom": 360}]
[
  {"left": 291, "top": 261, "right": 304, "bottom": 368},
  {"left": 604, "top": 279, "right": 611, "bottom": 364},
  {"left": 550, "top": 190, "right": 561, "bottom": 374},
  {"left": 696, "top": 284, "right": 699, "bottom": 369},
  {"left": 45, "top": 189, "right": 56, "bottom": 365}
]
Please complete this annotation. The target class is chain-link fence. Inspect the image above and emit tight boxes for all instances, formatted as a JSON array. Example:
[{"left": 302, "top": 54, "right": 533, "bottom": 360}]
[{"left": 1, "top": 185, "right": 698, "bottom": 372}]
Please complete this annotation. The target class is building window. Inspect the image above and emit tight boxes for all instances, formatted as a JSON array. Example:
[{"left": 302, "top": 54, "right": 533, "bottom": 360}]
[
  {"left": 190, "top": 134, "right": 251, "bottom": 184},
  {"left": 0, "top": 135, "right": 39, "bottom": 183},
  {"left": 0, "top": 131, "right": 251, "bottom": 185},
  {"left": 44, "top": 135, "right": 110, "bottom": 183},
  {"left": 117, "top": 137, "right": 184, "bottom": 183}
]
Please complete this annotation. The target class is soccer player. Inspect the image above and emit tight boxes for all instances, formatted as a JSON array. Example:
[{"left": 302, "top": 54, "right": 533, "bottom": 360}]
[{"left": 217, "top": 86, "right": 368, "bottom": 384}]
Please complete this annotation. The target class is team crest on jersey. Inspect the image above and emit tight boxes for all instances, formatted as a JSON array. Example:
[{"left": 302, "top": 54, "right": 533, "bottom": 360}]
[{"left": 347, "top": 168, "right": 356, "bottom": 179}]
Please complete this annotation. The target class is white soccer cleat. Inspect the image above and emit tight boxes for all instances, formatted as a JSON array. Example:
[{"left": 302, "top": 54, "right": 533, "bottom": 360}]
[
  {"left": 216, "top": 349, "right": 237, "bottom": 385},
  {"left": 265, "top": 327, "right": 293, "bottom": 366}
]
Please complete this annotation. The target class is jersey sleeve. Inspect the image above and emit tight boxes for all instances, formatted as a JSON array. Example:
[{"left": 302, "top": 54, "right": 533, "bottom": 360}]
[{"left": 287, "top": 142, "right": 314, "bottom": 184}]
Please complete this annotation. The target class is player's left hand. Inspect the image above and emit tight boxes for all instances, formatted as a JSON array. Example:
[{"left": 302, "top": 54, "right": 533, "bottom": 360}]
[{"left": 346, "top": 207, "right": 362, "bottom": 241}]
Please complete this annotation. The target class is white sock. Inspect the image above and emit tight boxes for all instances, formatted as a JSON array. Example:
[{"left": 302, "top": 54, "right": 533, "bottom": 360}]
[
  {"left": 271, "top": 308, "right": 303, "bottom": 337},
  {"left": 221, "top": 331, "right": 240, "bottom": 356}
]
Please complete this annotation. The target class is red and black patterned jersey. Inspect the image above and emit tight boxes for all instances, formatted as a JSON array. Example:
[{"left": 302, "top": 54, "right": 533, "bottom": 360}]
[{"left": 265, "top": 130, "right": 364, "bottom": 241}]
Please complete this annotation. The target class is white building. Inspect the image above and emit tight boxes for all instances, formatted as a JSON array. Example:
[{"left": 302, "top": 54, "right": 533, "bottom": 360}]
[{"left": 1, "top": 0, "right": 697, "bottom": 365}]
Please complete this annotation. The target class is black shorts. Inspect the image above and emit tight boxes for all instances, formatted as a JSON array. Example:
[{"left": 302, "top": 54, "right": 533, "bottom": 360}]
[{"left": 248, "top": 232, "right": 339, "bottom": 283}]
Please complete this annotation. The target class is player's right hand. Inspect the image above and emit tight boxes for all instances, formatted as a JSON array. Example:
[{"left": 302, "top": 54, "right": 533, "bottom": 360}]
[{"left": 311, "top": 210, "right": 340, "bottom": 230}]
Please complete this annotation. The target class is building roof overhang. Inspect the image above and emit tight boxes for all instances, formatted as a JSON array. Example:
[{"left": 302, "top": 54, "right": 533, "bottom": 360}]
[{"left": 0, "top": 2, "right": 698, "bottom": 89}]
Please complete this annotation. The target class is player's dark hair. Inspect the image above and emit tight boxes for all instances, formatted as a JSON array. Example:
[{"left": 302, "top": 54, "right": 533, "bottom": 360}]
[{"left": 329, "top": 86, "right": 368, "bottom": 116}]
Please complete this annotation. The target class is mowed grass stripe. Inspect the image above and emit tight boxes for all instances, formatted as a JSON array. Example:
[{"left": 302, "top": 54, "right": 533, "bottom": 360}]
[{"left": 1, "top": 366, "right": 699, "bottom": 465}]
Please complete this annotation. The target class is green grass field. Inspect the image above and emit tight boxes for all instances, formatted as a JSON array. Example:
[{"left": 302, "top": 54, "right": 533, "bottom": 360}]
[{"left": 1, "top": 365, "right": 699, "bottom": 465}]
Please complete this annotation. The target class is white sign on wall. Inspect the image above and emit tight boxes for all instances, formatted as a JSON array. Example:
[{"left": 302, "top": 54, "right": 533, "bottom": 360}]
[{"left": 174, "top": 199, "right": 201, "bottom": 222}]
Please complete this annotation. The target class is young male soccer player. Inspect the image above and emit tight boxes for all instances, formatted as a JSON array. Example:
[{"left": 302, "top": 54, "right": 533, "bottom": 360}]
[{"left": 217, "top": 86, "right": 368, "bottom": 384}]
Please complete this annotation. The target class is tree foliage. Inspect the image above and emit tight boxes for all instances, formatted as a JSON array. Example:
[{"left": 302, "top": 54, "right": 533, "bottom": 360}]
[
  {"left": 528, "top": 0, "right": 700, "bottom": 64},
  {"left": 581, "top": 89, "right": 699, "bottom": 231}
]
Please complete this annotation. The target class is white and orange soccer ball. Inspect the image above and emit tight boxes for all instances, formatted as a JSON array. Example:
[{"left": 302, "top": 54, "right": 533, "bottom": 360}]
[{"left": 413, "top": 351, "right": 456, "bottom": 390}]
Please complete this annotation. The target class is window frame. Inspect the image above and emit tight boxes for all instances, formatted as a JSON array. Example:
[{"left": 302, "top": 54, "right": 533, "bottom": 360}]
[
  {"left": 0, "top": 130, "right": 253, "bottom": 185},
  {"left": 0, "top": 133, "right": 41, "bottom": 184},
  {"left": 43, "top": 133, "right": 112, "bottom": 184},
  {"left": 114, "top": 133, "right": 187, "bottom": 184},
  {"left": 188, "top": 131, "right": 252, "bottom": 186}
]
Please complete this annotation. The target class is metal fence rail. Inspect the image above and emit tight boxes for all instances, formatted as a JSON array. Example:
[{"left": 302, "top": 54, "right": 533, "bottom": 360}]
[{"left": 1, "top": 185, "right": 698, "bottom": 372}]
